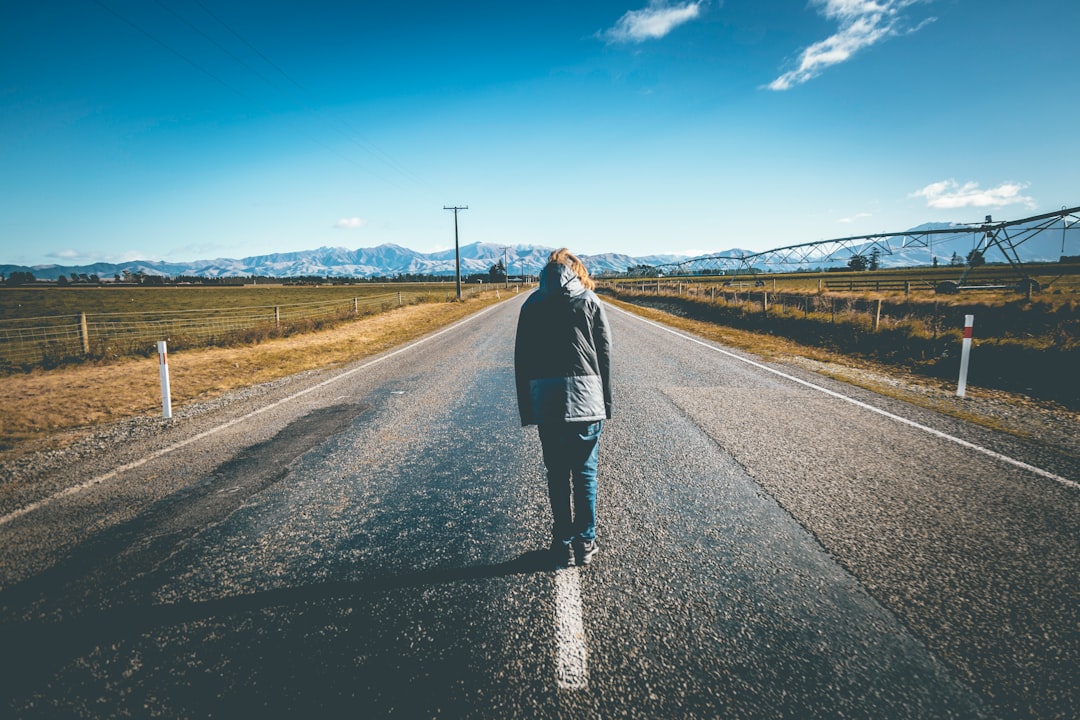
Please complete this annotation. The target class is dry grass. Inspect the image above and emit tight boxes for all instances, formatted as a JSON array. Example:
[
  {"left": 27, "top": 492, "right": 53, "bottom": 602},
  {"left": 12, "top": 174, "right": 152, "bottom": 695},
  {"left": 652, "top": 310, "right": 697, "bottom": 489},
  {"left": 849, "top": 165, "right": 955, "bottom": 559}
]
[
  {"left": 604, "top": 296, "right": 834, "bottom": 362},
  {"left": 603, "top": 296, "right": 1080, "bottom": 443},
  {"left": 0, "top": 292, "right": 509, "bottom": 453}
]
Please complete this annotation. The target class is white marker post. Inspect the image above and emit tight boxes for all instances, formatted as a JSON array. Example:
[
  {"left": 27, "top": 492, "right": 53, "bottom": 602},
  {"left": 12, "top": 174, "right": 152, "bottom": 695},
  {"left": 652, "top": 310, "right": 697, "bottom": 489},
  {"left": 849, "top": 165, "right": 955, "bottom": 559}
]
[
  {"left": 956, "top": 315, "right": 974, "bottom": 398},
  {"left": 157, "top": 340, "right": 173, "bottom": 419}
]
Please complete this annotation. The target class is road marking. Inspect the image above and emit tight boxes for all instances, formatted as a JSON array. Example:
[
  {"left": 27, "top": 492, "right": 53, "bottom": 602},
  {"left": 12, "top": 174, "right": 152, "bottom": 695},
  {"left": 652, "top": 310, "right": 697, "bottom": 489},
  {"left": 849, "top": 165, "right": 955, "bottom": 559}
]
[
  {"left": 554, "top": 568, "right": 589, "bottom": 690},
  {"left": 610, "top": 304, "right": 1078, "bottom": 491},
  {"left": 0, "top": 302, "right": 507, "bottom": 528}
]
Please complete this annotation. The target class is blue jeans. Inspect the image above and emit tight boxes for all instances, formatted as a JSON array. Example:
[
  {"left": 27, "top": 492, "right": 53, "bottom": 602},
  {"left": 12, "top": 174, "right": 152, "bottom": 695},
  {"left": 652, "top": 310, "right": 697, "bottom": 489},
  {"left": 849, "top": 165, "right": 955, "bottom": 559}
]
[{"left": 538, "top": 421, "right": 602, "bottom": 546}]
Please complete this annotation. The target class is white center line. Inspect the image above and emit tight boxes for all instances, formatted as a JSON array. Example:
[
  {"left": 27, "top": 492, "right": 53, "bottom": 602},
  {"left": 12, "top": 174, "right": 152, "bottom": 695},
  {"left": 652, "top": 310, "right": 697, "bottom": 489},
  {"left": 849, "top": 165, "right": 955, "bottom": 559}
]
[
  {"left": 610, "top": 303, "right": 1078, "bottom": 490},
  {"left": 554, "top": 568, "right": 589, "bottom": 690}
]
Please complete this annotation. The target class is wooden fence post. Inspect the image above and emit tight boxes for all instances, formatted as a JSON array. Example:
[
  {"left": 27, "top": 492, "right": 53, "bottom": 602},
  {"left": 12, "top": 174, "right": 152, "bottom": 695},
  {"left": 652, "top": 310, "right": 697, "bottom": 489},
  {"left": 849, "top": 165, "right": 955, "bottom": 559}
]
[
  {"left": 79, "top": 312, "right": 90, "bottom": 355},
  {"left": 274, "top": 306, "right": 280, "bottom": 328},
  {"left": 873, "top": 298, "right": 883, "bottom": 331}
]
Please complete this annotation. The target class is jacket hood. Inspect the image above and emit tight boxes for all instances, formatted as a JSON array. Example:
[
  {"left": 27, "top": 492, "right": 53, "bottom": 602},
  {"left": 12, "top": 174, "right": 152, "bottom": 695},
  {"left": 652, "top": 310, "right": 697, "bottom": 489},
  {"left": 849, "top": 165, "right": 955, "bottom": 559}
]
[{"left": 537, "top": 261, "right": 586, "bottom": 298}]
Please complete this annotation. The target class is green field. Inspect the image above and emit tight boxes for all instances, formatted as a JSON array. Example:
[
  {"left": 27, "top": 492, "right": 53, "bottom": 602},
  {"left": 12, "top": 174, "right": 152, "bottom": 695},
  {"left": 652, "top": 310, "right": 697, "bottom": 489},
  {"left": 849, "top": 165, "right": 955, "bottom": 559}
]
[
  {"left": 607, "top": 262, "right": 1080, "bottom": 301},
  {"left": 0, "top": 282, "right": 482, "bottom": 368},
  {"left": 0, "top": 282, "right": 473, "bottom": 321},
  {"left": 600, "top": 264, "right": 1080, "bottom": 407}
]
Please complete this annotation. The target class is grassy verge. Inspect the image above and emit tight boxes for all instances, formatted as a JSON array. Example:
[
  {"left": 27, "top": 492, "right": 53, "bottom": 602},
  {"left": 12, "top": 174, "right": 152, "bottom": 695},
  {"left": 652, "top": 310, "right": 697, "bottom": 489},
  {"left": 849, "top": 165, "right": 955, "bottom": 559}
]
[
  {"left": 0, "top": 291, "right": 510, "bottom": 454},
  {"left": 603, "top": 296, "right": 1080, "bottom": 443},
  {"left": 600, "top": 286, "right": 1078, "bottom": 409}
]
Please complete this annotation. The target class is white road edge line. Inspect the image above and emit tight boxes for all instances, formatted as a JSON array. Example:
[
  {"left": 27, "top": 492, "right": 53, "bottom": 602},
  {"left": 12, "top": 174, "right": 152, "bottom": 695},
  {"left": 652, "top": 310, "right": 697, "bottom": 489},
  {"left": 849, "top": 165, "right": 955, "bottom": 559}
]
[
  {"left": 554, "top": 568, "right": 589, "bottom": 690},
  {"left": 0, "top": 302, "right": 507, "bottom": 528},
  {"left": 609, "top": 303, "right": 1078, "bottom": 491}
]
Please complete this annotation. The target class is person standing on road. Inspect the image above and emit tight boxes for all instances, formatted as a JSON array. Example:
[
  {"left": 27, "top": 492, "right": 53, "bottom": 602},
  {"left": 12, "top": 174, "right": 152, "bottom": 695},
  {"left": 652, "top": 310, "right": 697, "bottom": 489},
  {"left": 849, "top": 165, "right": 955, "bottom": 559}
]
[{"left": 515, "top": 248, "right": 613, "bottom": 567}]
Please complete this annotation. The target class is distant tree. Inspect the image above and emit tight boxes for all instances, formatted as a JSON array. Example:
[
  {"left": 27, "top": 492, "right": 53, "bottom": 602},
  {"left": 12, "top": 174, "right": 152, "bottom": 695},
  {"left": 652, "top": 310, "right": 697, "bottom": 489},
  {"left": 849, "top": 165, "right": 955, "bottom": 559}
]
[
  {"left": 57, "top": 275, "right": 69, "bottom": 286},
  {"left": 869, "top": 248, "right": 882, "bottom": 271},
  {"left": 6, "top": 271, "right": 36, "bottom": 286},
  {"left": 847, "top": 255, "right": 869, "bottom": 271},
  {"left": 489, "top": 261, "right": 506, "bottom": 282},
  {"left": 966, "top": 249, "right": 986, "bottom": 268},
  {"left": 627, "top": 264, "right": 657, "bottom": 278},
  {"left": 932, "top": 256, "right": 939, "bottom": 268},
  {"left": 949, "top": 251, "right": 964, "bottom": 267}
]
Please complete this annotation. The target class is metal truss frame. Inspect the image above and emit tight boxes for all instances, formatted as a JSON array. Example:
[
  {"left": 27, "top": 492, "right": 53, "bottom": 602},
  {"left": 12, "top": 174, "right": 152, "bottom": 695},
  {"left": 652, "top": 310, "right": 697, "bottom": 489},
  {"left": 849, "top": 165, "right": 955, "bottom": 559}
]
[{"left": 656, "top": 206, "right": 1080, "bottom": 280}]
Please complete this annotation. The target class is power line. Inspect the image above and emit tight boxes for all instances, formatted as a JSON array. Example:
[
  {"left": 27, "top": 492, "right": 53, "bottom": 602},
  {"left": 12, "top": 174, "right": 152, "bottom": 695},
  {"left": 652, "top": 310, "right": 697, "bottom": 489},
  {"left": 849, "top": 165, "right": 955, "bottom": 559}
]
[
  {"left": 91, "top": 0, "right": 435, "bottom": 196},
  {"left": 91, "top": 0, "right": 262, "bottom": 108},
  {"left": 185, "top": 0, "right": 437, "bottom": 194},
  {"left": 154, "top": 0, "right": 295, "bottom": 103}
]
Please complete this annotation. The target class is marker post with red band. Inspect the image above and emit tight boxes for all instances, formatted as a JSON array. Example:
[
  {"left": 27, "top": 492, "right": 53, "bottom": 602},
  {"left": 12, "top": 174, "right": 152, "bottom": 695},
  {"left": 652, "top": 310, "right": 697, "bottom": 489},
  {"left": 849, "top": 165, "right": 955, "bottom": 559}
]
[
  {"left": 157, "top": 340, "right": 173, "bottom": 419},
  {"left": 956, "top": 315, "right": 974, "bottom": 398}
]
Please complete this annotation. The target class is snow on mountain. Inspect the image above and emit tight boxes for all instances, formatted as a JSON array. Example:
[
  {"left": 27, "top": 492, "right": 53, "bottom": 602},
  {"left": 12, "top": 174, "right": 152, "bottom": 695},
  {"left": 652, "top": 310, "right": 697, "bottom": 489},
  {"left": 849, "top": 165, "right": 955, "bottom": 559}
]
[
  {"left": 4, "top": 218, "right": 1075, "bottom": 281},
  {"left": 0, "top": 242, "right": 656, "bottom": 281}
]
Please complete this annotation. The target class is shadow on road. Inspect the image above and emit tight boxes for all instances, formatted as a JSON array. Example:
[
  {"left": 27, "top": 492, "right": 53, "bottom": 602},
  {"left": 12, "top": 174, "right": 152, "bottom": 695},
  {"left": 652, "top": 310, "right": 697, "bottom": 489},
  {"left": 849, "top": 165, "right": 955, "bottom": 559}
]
[{"left": 1, "top": 548, "right": 556, "bottom": 698}]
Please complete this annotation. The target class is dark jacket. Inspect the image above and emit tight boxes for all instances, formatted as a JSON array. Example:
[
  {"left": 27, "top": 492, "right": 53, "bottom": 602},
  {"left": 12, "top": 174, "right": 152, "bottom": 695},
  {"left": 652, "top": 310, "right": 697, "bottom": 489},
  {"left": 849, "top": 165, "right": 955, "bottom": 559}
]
[{"left": 515, "top": 262, "right": 613, "bottom": 426}]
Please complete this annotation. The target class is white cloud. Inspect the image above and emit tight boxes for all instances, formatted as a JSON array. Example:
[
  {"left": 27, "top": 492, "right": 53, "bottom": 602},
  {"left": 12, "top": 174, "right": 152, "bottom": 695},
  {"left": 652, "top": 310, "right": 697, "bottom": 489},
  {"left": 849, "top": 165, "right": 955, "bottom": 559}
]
[
  {"left": 47, "top": 249, "right": 84, "bottom": 260},
  {"left": 605, "top": 1, "right": 706, "bottom": 43},
  {"left": 334, "top": 217, "right": 367, "bottom": 229},
  {"left": 839, "top": 212, "right": 873, "bottom": 223},
  {"left": 768, "top": 0, "right": 934, "bottom": 90},
  {"left": 910, "top": 180, "right": 1036, "bottom": 210},
  {"left": 41, "top": 248, "right": 161, "bottom": 265},
  {"left": 109, "top": 250, "right": 156, "bottom": 263}
]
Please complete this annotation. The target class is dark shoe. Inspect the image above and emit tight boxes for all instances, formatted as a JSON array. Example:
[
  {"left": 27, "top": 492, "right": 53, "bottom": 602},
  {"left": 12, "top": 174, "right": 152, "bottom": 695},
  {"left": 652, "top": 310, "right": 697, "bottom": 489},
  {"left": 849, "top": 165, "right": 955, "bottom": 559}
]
[
  {"left": 576, "top": 539, "right": 598, "bottom": 566},
  {"left": 551, "top": 540, "right": 573, "bottom": 568}
]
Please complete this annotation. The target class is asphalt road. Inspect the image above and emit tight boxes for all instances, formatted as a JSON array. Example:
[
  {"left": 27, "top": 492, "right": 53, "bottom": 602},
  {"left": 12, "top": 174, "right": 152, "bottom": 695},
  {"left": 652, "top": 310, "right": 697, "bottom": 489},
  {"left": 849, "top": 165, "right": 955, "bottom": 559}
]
[{"left": 1, "top": 295, "right": 1076, "bottom": 719}]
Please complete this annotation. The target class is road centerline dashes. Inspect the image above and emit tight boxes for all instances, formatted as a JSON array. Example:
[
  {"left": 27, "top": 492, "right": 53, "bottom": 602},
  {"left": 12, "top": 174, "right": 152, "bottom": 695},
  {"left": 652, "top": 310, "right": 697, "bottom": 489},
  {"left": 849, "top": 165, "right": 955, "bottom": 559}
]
[{"left": 553, "top": 568, "right": 589, "bottom": 690}]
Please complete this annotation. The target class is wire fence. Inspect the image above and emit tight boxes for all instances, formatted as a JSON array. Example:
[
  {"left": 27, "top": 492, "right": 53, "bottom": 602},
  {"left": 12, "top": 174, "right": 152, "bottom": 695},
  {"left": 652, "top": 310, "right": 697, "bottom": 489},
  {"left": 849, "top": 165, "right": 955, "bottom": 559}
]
[{"left": 0, "top": 290, "right": 459, "bottom": 367}]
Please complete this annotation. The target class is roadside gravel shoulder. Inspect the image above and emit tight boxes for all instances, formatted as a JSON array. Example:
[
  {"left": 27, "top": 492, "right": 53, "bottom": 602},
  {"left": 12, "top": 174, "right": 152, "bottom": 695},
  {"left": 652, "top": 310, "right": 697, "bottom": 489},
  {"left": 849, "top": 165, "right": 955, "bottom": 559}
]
[
  {"left": 0, "top": 370, "right": 328, "bottom": 517},
  {"left": 782, "top": 353, "right": 1080, "bottom": 458},
  {"left": 0, "top": 293, "right": 515, "bottom": 516},
  {"left": 605, "top": 296, "right": 1080, "bottom": 461}
]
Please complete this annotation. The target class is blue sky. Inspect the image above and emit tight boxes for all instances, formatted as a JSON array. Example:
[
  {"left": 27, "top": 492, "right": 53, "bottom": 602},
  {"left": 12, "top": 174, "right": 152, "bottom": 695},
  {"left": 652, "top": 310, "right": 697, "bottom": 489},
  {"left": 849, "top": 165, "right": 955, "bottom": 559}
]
[{"left": 2, "top": 0, "right": 1078, "bottom": 267}]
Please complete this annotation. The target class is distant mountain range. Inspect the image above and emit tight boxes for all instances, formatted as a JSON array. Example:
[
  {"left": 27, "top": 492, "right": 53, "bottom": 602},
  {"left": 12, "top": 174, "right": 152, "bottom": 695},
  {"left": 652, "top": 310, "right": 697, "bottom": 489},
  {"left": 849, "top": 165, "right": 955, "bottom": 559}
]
[
  {"left": 2, "top": 220, "right": 1074, "bottom": 282},
  {"left": 0, "top": 243, "right": 686, "bottom": 281}
]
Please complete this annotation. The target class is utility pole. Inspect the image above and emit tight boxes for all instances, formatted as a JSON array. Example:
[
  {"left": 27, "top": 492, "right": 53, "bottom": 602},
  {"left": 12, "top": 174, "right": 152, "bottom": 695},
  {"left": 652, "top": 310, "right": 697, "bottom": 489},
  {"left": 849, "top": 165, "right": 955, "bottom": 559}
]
[
  {"left": 501, "top": 246, "right": 511, "bottom": 289},
  {"left": 443, "top": 205, "right": 468, "bottom": 301}
]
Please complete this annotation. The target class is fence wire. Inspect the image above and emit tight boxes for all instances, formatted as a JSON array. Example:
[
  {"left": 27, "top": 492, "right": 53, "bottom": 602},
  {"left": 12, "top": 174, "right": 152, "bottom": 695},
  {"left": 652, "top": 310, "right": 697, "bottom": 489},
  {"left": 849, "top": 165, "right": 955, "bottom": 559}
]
[{"left": 0, "top": 291, "right": 445, "bottom": 367}]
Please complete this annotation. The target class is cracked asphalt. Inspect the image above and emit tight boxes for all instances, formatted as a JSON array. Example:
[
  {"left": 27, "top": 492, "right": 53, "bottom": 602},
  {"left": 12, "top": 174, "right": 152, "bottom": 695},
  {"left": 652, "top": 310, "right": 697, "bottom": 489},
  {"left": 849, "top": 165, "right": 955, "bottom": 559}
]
[{"left": 1, "top": 297, "right": 1076, "bottom": 718}]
